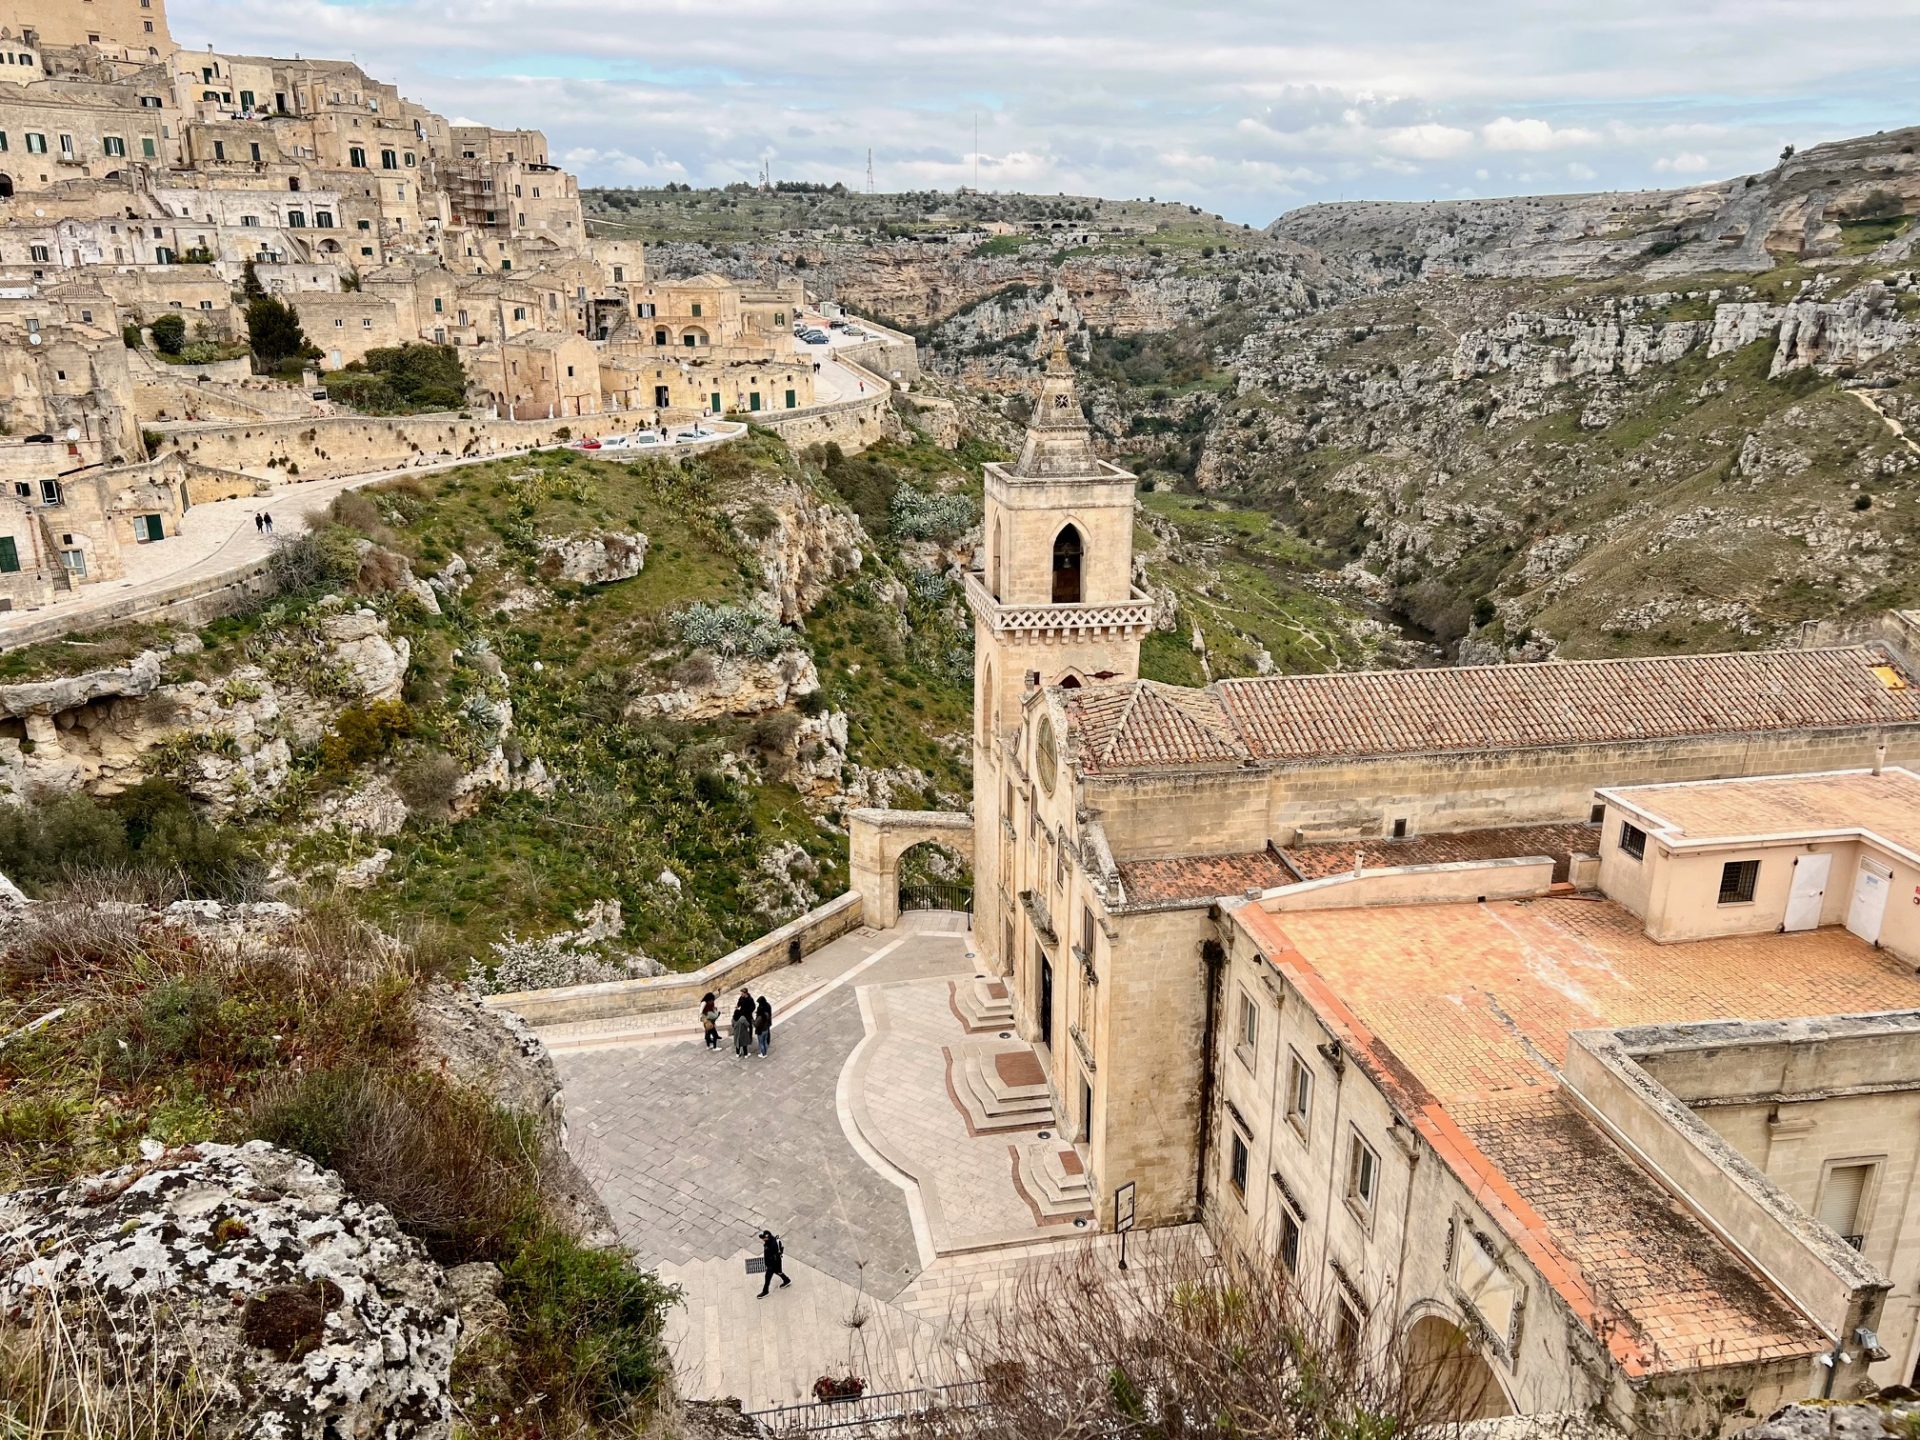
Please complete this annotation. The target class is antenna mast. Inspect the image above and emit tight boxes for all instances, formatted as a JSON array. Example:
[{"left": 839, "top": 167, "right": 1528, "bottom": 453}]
[{"left": 867, "top": 147, "right": 874, "bottom": 194}]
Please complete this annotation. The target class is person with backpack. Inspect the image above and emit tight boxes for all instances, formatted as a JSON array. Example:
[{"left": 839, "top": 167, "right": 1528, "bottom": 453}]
[
  {"left": 699, "top": 992, "right": 719, "bottom": 1051},
  {"left": 731, "top": 992, "right": 754, "bottom": 1058},
  {"left": 758, "top": 1230, "right": 791, "bottom": 1296},
  {"left": 754, "top": 995, "right": 773, "bottom": 1057}
]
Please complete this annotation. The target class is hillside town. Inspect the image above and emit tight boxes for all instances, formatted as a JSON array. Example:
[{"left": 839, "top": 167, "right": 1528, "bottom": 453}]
[
  {"left": 0, "top": 0, "right": 925, "bottom": 616},
  {"left": 3, "top": 3, "right": 1920, "bottom": 1440}
]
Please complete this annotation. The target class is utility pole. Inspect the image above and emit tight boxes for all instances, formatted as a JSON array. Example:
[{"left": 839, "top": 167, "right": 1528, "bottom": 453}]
[
  {"left": 973, "top": 113, "right": 979, "bottom": 191},
  {"left": 866, "top": 147, "right": 874, "bottom": 195}
]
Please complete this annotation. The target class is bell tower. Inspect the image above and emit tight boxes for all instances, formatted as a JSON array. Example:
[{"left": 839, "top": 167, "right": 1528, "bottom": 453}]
[{"left": 965, "top": 334, "right": 1155, "bottom": 973}]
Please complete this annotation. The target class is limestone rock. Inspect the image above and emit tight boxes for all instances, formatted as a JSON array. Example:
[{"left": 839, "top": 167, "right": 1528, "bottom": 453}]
[
  {"left": 535, "top": 531, "right": 648, "bottom": 585},
  {"left": 0, "top": 1141, "right": 456, "bottom": 1440},
  {"left": 318, "top": 610, "right": 411, "bottom": 702},
  {"left": 1738, "top": 1400, "right": 1920, "bottom": 1440},
  {"left": 314, "top": 776, "right": 411, "bottom": 836},
  {"left": 0, "top": 650, "right": 164, "bottom": 721},
  {"left": 627, "top": 649, "right": 819, "bottom": 721},
  {"left": 0, "top": 869, "right": 26, "bottom": 908},
  {"left": 337, "top": 848, "right": 393, "bottom": 889},
  {"left": 731, "top": 483, "right": 864, "bottom": 623}
]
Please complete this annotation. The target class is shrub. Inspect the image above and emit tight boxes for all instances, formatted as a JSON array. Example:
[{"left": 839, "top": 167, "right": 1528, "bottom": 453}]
[
  {"left": 1854, "top": 493, "right": 1873, "bottom": 511},
  {"left": 248, "top": 1067, "right": 543, "bottom": 1264},
  {"left": 392, "top": 751, "right": 464, "bottom": 823},
  {"left": 149, "top": 313, "right": 187, "bottom": 356},
  {"left": 121, "top": 322, "right": 142, "bottom": 349},
  {"left": 890, "top": 485, "right": 977, "bottom": 543},
  {"left": 245, "top": 293, "right": 318, "bottom": 369},
  {"left": 501, "top": 1228, "right": 680, "bottom": 1418},
  {"left": 267, "top": 525, "right": 361, "bottom": 595},
  {"left": 0, "top": 795, "right": 129, "bottom": 890},
  {"left": 322, "top": 344, "right": 467, "bottom": 416},
  {"left": 673, "top": 601, "right": 786, "bottom": 659},
  {"left": 319, "top": 700, "right": 414, "bottom": 773},
  {"left": 481, "top": 933, "right": 627, "bottom": 994}
]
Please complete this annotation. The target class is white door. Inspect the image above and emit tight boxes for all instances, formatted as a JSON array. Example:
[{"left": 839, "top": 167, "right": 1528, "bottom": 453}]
[
  {"left": 1784, "top": 853, "right": 1832, "bottom": 932},
  {"left": 1846, "top": 859, "right": 1893, "bottom": 946}
]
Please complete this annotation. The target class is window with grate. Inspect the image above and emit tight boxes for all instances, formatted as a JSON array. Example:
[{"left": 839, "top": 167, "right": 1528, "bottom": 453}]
[
  {"left": 1717, "top": 859, "right": 1760, "bottom": 905},
  {"left": 1618, "top": 822, "right": 1647, "bottom": 860},
  {"left": 1229, "top": 1130, "right": 1249, "bottom": 1197}
]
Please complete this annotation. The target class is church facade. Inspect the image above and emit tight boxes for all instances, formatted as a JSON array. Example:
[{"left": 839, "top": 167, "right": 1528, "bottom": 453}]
[{"left": 952, "top": 345, "right": 1920, "bottom": 1432}]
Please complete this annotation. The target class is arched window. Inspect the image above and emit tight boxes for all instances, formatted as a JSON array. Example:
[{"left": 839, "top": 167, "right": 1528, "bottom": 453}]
[
  {"left": 979, "top": 661, "right": 994, "bottom": 744},
  {"left": 990, "top": 516, "right": 1004, "bottom": 597},
  {"left": 1051, "top": 524, "right": 1084, "bottom": 604},
  {"left": 1059, "top": 674, "right": 1082, "bottom": 689},
  {"left": 0, "top": 174, "right": 14, "bottom": 200}
]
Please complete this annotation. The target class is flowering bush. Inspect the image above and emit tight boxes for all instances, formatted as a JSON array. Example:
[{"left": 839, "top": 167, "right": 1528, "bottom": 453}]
[{"left": 481, "top": 933, "right": 627, "bottom": 994}]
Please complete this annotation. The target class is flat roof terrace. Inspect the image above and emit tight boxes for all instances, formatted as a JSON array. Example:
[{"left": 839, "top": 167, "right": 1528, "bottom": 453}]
[
  {"left": 1602, "top": 766, "right": 1920, "bottom": 860},
  {"left": 1237, "top": 896, "right": 1920, "bottom": 1376}
]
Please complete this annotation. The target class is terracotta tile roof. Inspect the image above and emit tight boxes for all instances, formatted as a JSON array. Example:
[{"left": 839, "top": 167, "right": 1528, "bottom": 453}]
[
  {"left": 1066, "top": 681, "right": 1249, "bottom": 772},
  {"left": 1606, "top": 766, "right": 1920, "bottom": 860},
  {"left": 1282, "top": 822, "right": 1602, "bottom": 883},
  {"left": 1115, "top": 849, "right": 1295, "bottom": 905},
  {"left": 1063, "top": 646, "right": 1920, "bottom": 775},
  {"left": 1238, "top": 898, "right": 1920, "bottom": 1376}
]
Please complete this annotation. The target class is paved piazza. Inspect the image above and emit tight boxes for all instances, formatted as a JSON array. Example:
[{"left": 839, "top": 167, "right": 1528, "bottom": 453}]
[{"left": 544, "top": 913, "right": 1174, "bottom": 1413}]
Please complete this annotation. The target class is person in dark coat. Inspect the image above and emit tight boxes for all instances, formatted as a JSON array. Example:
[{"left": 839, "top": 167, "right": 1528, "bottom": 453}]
[
  {"left": 758, "top": 1230, "right": 791, "bottom": 1295},
  {"left": 754, "top": 995, "right": 772, "bottom": 1057},
  {"left": 699, "top": 992, "right": 719, "bottom": 1050}
]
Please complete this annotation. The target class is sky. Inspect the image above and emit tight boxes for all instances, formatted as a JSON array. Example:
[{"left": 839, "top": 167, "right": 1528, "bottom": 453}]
[{"left": 170, "top": 0, "right": 1920, "bottom": 225}]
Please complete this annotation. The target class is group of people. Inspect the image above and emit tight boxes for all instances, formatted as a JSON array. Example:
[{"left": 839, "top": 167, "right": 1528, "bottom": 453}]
[
  {"left": 702, "top": 988, "right": 773, "bottom": 1057},
  {"left": 251, "top": 511, "right": 276, "bottom": 535}
]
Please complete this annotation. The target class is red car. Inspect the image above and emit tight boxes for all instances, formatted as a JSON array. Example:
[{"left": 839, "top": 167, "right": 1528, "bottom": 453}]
[{"left": 573, "top": 436, "right": 602, "bottom": 451}]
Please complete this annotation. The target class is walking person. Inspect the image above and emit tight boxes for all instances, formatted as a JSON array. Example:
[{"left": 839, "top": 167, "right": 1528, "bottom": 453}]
[
  {"left": 699, "top": 992, "right": 719, "bottom": 1051},
  {"left": 757, "top": 1230, "right": 791, "bottom": 1296},
  {"left": 754, "top": 995, "right": 772, "bottom": 1057},
  {"left": 253, "top": 512, "right": 264, "bottom": 534},
  {"left": 731, "top": 998, "right": 753, "bottom": 1058},
  {"left": 263, "top": 512, "right": 274, "bottom": 535}
]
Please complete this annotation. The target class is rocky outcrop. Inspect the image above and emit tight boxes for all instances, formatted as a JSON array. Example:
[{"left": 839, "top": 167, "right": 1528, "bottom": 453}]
[
  {"left": 0, "top": 1141, "right": 457, "bottom": 1440},
  {"left": 628, "top": 649, "right": 819, "bottom": 721},
  {"left": 1738, "top": 1398, "right": 1920, "bottom": 1440},
  {"left": 0, "top": 609, "right": 409, "bottom": 811},
  {"left": 536, "top": 531, "right": 648, "bottom": 585},
  {"left": 731, "top": 484, "right": 864, "bottom": 623}
]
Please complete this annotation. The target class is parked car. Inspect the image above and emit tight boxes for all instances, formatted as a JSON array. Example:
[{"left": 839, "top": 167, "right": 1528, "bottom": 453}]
[
  {"left": 573, "top": 437, "right": 602, "bottom": 451},
  {"left": 828, "top": 318, "right": 848, "bottom": 329},
  {"left": 627, "top": 432, "right": 664, "bottom": 447}
]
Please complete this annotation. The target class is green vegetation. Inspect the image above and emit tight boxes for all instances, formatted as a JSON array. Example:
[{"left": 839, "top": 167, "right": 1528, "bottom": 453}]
[
  {"left": 148, "top": 312, "right": 186, "bottom": 356},
  {"left": 322, "top": 343, "right": 469, "bottom": 415},
  {"left": 0, "top": 781, "right": 264, "bottom": 901},
  {"left": 245, "top": 292, "right": 319, "bottom": 371},
  {"left": 0, "top": 901, "right": 679, "bottom": 1433}
]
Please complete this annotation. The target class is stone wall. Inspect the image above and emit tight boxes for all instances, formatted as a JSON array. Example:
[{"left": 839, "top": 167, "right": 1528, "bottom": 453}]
[
  {"left": 758, "top": 390, "right": 890, "bottom": 454},
  {"left": 483, "top": 892, "right": 863, "bottom": 1026},
  {"left": 153, "top": 408, "right": 669, "bottom": 482}
]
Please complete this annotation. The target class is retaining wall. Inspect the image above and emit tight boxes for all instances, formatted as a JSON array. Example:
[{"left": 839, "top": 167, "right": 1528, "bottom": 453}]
[{"left": 483, "top": 892, "right": 865, "bottom": 1026}]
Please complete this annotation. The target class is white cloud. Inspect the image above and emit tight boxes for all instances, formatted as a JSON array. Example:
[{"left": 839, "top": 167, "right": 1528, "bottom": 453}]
[
  {"left": 1566, "top": 162, "right": 1597, "bottom": 181},
  {"left": 1380, "top": 123, "right": 1476, "bottom": 159},
  {"left": 166, "top": 0, "right": 1920, "bottom": 223},
  {"left": 1481, "top": 117, "right": 1600, "bottom": 151}
]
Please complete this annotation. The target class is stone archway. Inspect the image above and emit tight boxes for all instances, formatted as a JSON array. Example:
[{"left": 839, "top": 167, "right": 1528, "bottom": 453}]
[
  {"left": 1402, "top": 1311, "right": 1512, "bottom": 1423},
  {"left": 849, "top": 808, "right": 973, "bottom": 929}
]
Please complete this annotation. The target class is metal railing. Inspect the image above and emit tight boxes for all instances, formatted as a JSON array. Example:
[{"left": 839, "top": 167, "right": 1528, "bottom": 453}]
[
  {"left": 749, "top": 1379, "right": 987, "bottom": 1434},
  {"left": 900, "top": 881, "right": 973, "bottom": 917}
]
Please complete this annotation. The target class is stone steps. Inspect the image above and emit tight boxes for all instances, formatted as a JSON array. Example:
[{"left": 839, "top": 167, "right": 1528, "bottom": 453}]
[
  {"left": 953, "top": 1042, "right": 1053, "bottom": 1134},
  {"left": 1017, "top": 1141, "right": 1093, "bottom": 1220},
  {"left": 953, "top": 975, "right": 1015, "bottom": 1033}
]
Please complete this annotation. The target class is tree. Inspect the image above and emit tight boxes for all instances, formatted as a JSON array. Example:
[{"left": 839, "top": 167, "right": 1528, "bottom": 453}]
[
  {"left": 1780, "top": 144, "right": 1796, "bottom": 164},
  {"left": 240, "top": 257, "right": 265, "bottom": 301},
  {"left": 149, "top": 312, "right": 187, "bottom": 356},
  {"left": 321, "top": 343, "right": 467, "bottom": 415},
  {"left": 246, "top": 293, "right": 317, "bottom": 369}
]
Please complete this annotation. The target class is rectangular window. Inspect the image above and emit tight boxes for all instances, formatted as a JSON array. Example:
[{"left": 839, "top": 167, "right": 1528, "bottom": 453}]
[
  {"left": 1818, "top": 1162, "right": 1875, "bottom": 1250},
  {"left": 381, "top": 149, "right": 397, "bottom": 170},
  {"left": 1229, "top": 1130, "right": 1249, "bottom": 1197},
  {"left": 1285, "top": 1051, "right": 1313, "bottom": 1136},
  {"left": 1717, "top": 859, "right": 1760, "bottom": 905},
  {"left": 58, "top": 134, "right": 73, "bottom": 156},
  {"left": 41, "top": 479, "right": 63, "bottom": 506},
  {"left": 142, "top": 137, "right": 155, "bottom": 158},
  {"left": 0, "top": 536, "right": 19, "bottom": 573},
  {"left": 0, "top": 134, "right": 7, "bottom": 153},
  {"left": 239, "top": 90, "right": 254, "bottom": 109},
  {"left": 29, "top": 244, "right": 49, "bottom": 262},
  {"left": 212, "top": 140, "right": 224, "bottom": 162},
  {"left": 286, "top": 211, "right": 305, "bottom": 227},
  {"left": 133, "top": 514, "right": 164, "bottom": 542},
  {"left": 433, "top": 297, "right": 443, "bottom": 313},
  {"left": 1347, "top": 1133, "right": 1380, "bottom": 1217},
  {"left": 26, "top": 132, "right": 46, "bottom": 153},
  {"left": 350, "top": 147, "right": 366, "bottom": 168},
  {"left": 249, "top": 142, "right": 261, "bottom": 163},
  {"left": 314, "top": 211, "right": 333, "bottom": 228},
  {"left": 103, "top": 136, "right": 125, "bottom": 157},
  {"left": 62, "top": 550, "right": 85, "bottom": 576},
  {"left": 1237, "top": 991, "right": 1258, "bottom": 1063},
  {"left": 1619, "top": 822, "right": 1647, "bottom": 861},
  {"left": 691, "top": 302, "right": 702, "bottom": 318},
  {"left": 1278, "top": 1207, "right": 1301, "bottom": 1275},
  {"left": 612, "top": 266, "right": 624, "bottom": 283},
  {"left": 1335, "top": 1298, "right": 1362, "bottom": 1359}
]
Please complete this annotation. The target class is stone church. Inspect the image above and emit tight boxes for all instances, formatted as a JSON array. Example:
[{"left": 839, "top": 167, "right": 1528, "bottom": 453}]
[{"left": 939, "top": 340, "right": 1920, "bottom": 1433}]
